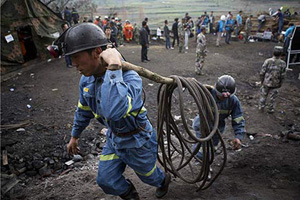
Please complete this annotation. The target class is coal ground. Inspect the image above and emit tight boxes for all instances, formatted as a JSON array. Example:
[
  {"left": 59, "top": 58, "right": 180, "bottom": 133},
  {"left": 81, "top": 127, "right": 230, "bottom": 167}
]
[{"left": 1, "top": 35, "right": 300, "bottom": 200}]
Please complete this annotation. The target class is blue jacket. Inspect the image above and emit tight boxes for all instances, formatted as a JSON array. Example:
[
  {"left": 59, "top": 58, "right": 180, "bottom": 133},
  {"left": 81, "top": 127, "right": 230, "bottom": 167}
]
[
  {"left": 193, "top": 89, "right": 245, "bottom": 140},
  {"left": 71, "top": 69, "right": 152, "bottom": 149},
  {"left": 284, "top": 26, "right": 294, "bottom": 41},
  {"left": 225, "top": 19, "right": 235, "bottom": 31},
  {"left": 236, "top": 14, "right": 242, "bottom": 25},
  {"left": 218, "top": 20, "right": 225, "bottom": 33}
]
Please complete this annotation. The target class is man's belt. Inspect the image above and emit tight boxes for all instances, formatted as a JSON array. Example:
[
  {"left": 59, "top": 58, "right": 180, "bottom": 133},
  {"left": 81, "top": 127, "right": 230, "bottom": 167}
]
[{"left": 113, "top": 124, "right": 146, "bottom": 137}]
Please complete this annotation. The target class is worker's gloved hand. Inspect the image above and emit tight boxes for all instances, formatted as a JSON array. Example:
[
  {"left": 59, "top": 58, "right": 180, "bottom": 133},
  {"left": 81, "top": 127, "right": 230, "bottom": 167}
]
[
  {"left": 232, "top": 138, "right": 242, "bottom": 150},
  {"left": 67, "top": 137, "right": 80, "bottom": 155},
  {"left": 100, "top": 48, "right": 122, "bottom": 71}
]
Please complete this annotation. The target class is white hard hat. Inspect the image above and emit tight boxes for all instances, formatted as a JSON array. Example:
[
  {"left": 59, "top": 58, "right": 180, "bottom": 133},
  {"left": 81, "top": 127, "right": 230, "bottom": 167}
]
[
  {"left": 220, "top": 15, "right": 226, "bottom": 21},
  {"left": 269, "top": 8, "right": 272, "bottom": 11},
  {"left": 280, "top": 7, "right": 283, "bottom": 10},
  {"left": 95, "top": 16, "right": 99, "bottom": 19}
]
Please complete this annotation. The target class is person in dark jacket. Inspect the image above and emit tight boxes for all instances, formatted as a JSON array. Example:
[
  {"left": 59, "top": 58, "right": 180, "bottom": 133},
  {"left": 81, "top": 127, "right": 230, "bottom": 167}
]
[
  {"left": 109, "top": 21, "right": 118, "bottom": 47},
  {"left": 164, "top": 20, "right": 171, "bottom": 49},
  {"left": 139, "top": 21, "right": 150, "bottom": 62},
  {"left": 72, "top": 7, "right": 80, "bottom": 24},
  {"left": 64, "top": 7, "right": 72, "bottom": 26},
  {"left": 171, "top": 18, "right": 179, "bottom": 49}
]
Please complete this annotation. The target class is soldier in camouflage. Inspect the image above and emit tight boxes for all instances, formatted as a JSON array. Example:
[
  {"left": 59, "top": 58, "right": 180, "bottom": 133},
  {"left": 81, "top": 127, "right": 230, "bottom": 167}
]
[
  {"left": 133, "top": 23, "right": 140, "bottom": 44},
  {"left": 116, "top": 18, "right": 124, "bottom": 46},
  {"left": 178, "top": 18, "right": 186, "bottom": 53},
  {"left": 259, "top": 47, "right": 286, "bottom": 113},
  {"left": 244, "top": 15, "right": 252, "bottom": 43},
  {"left": 195, "top": 27, "right": 207, "bottom": 75}
]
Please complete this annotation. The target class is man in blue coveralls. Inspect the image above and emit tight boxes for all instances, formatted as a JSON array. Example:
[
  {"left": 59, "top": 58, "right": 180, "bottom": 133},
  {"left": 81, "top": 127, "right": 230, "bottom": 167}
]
[
  {"left": 65, "top": 23, "right": 171, "bottom": 200},
  {"left": 193, "top": 75, "right": 246, "bottom": 160}
]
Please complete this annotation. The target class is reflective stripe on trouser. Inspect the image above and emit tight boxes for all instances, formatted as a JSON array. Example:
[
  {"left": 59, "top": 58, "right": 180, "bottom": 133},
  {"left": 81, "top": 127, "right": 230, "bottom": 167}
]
[
  {"left": 259, "top": 86, "right": 278, "bottom": 109},
  {"left": 195, "top": 52, "right": 206, "bottom": 73},
  {"left": 96, "top": 131, "right": 165, "bottom": 196}
]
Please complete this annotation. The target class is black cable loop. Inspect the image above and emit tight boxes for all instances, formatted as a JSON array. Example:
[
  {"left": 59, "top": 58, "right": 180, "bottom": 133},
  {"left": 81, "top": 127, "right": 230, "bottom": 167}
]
[{"left": 157, "top": 75, "right": 227, "bottom": 191}]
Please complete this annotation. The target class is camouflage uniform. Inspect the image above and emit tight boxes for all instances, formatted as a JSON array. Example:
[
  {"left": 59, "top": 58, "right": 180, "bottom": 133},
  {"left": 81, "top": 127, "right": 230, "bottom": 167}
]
[
  {"left": 195, "top": 32, "right": 207, "bottom": 75},
  {"left": 133, "top": 24, "right": 139, "bottom": 44},
  {"left": 244, "top": 17, "right": 252, "bottom": 43},
  {"left": 117, "top": 23, "right": 124, "bottom": 45},
  {"left": 178, "top": 22, "right": 185, "bottom": 53},
  {"left": 259, "top": 57, "right": 286, "bottom": 113}
]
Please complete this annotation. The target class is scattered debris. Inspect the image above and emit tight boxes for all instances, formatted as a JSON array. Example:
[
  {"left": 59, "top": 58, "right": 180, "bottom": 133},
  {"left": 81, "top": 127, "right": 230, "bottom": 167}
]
[
  {"left": 174, "top": 115, "right": 181, "bottom": 121},
  {"left": 255, "top": 81, "right": 261, "bottom": 87},
  {"left": 1, "top": 177, "right": 20, "bottom": 195},
  {"left": 27, "top": 104, "right": 31, "bottom": 109},
  {"left": 65, "top": 160, "right": 74, "bottom": 166},
  {"left": 2, "top": 150, "right": 8, "bottom": 165},
  {"left": 52, "top": 88, "right": 58, "bottom": 91},
  {"left": 0, "top": 120, "right": 31, "bottom": 130},
  {"left": 100, "top": 128, "right": 108, "bottom": 135},
  {"left": 287, "top": 132, "right": 300, "bottom": 140},
  {"left": 10, "top": 88, "right": 15, "bottom": 92},
  {"left": 148, "top": 83, "right": 154, "bottom": 86},
  {"left": 258, "top": 52, "right": 263, "bottom": 56},
  {"left": 47, "top": 59, "right": 52, "bottom": 62},
  {"left": 249, "top": 135, "right": 254, "bottom": 140},
  {"left": 16, "top": 128, "right": 25, "bottom": 132},
  {"left": 73, "top": 155, "right": 83, "bottom": 162}
]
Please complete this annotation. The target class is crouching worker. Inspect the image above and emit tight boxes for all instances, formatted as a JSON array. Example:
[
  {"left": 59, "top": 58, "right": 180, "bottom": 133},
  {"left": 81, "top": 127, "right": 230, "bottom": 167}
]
[
  {"left": 193, "top": 75, "right": 246, "bottom": 160},
  {"left": 65, "top": 23, "right": 171, "bottom": 199}
]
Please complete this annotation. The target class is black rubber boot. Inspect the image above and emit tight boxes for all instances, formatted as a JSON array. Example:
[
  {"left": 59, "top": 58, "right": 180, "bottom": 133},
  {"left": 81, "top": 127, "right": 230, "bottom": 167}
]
[
  {"left": 119, "top": 179, "right": 140, "bottom": 200},
  {"left": 156, "top": 173, "right": 171, "bottom": 198}
]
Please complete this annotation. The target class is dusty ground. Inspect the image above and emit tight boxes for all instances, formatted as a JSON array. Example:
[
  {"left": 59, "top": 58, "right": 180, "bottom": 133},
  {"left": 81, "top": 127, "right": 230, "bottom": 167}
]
[{"left": 1, "top": 34, "right": 300, "bottom": 200}]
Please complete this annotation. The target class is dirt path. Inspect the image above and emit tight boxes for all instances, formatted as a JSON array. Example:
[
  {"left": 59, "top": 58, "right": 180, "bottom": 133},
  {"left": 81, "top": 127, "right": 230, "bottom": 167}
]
[{"left": 1, "top": 35, "right": 300, "bottom": 199}]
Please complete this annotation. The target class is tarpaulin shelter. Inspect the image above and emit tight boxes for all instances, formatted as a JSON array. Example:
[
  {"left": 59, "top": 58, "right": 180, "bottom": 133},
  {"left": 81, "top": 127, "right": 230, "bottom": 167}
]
[{"left": 1, "top": 0, "right": 63, "bottom": 69}]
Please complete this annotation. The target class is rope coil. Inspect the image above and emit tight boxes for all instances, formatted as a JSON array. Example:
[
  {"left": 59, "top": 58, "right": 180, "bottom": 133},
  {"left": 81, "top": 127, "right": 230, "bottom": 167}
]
[{"left": 156, "top": 76, "right": 227, "bottom": 191}]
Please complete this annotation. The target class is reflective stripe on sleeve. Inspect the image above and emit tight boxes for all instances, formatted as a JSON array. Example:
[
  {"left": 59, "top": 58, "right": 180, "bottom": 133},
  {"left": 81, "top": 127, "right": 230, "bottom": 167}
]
[
  {"left": 78, "top": 101, "right": 91, "bottom": 111},
  {"left": 219, "top": 109, "right": 231, "bottom": 114},
  {"left": 135, "top": 164, "right": 157, "bottom": 177},
  {"left": 93, "top": 112, "right": 101, "bottom": 119},
  {"left": 100, "top": 154, "right": 119, "bottom": 161},
  {"left": 233, "top": 116, "right": 245, "bottom": 123},
  {"left": 131, "top": 107, "right": 147, "bottom": 117},
  {"left": 123, "top": 96, "right": 133, "bottom": 118}
]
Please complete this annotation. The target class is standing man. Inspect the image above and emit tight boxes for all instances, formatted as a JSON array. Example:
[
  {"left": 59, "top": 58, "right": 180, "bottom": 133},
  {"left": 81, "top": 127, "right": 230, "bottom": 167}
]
[
  {"left": 171, "top": 18, "right": 179, "bottom": 49},
  {"left": 65, "top": 23, "right": 171, "bottom": 199},
  {"left": 236, "top": 11, "right": 243, "bottom": 37},
  {"left": 164, "top": 20, "right": 171, "bottom": 49},
  {"left": 193, "top": 75, "right": 245, "bottom": 160},
  {"left": 55, "top": 6, "right": 62, "bottom": 19},
  {"left": 216, "top": 15, "right": 225, "bottom": 47},
  {"left": 116, "top": 18, "right": 124, "bottom": 46},
  {"left": 259, "top": 47, "right": 286, "bottom": 113},
  {"left": 195, "top": 27, "right": 207, "bottom": 75},
  {"left": 139, "top": 21, "right": 150, "bottom": 62},
  {"left": 244, "top": 15, "right": 253, "bottom": 43},
  {"left": 178, "top": 18, "right": 186, "bottom": 53},
  {"left": 225, "top": 14, "right": 235, "bottom": 44},
  {"left": 133, "top": 23, "right": 139, "bottom": 44},
  {"left": 72, "top": 7, "right": 80, "bottom": 24},
  {"left": 109, "top": 21, "right": 118, "bottom": 47},
  {"left": 64, "top": 7, "right": 72, "bottom": 26},
  {"left": 276, "top": 9, "right": 284, "bottom": 34},
  {"left": 61, "top": 23, "right": 72, "bottom": 68},
  {"left": 209, "top": 11, "right": 215, "bottom": 34}
]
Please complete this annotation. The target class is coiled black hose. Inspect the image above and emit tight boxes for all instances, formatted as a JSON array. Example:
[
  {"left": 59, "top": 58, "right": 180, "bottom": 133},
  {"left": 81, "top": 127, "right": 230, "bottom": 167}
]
[{"left": 156, "top": 76, "right": 227, "bottom": 191}]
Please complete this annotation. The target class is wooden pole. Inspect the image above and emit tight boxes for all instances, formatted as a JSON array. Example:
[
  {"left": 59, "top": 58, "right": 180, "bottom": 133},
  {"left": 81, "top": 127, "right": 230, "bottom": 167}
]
[{"left": 121, "top": 61, "right": 174, "bottom": 84}]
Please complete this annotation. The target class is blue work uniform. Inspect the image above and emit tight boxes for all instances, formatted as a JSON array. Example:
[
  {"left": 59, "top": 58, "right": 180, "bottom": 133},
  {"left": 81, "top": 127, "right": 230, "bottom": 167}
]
[
  {"left": 72, "top": 69, "right": 165, "bottom": 196},
  {"left": 192, "top": 89, "right": 245, "bottom": 158},
  {"left": 225, "top": 19, "right": 235, "bottom": 31},
  {"left": 218, "top": 20, "right": 225, "bottom": 33},
  {"left": 284, "top": 26, "right": 294, "bottom": 42}
]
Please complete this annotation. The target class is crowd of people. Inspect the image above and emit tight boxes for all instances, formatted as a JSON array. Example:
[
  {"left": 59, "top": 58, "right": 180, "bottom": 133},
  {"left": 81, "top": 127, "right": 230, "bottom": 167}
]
[{"left": 54, "top": 4, "right": 298, "bottom": 199}]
